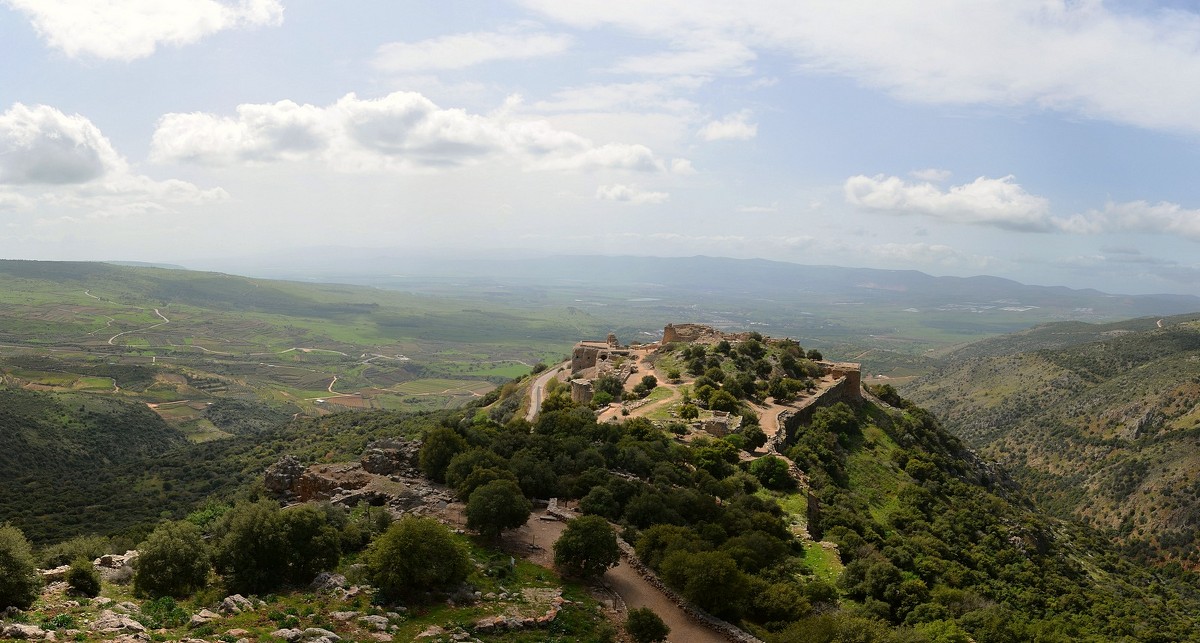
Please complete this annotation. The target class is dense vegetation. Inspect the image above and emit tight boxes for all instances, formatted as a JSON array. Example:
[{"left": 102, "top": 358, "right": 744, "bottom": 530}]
[{"left": 903, "top": 316, "right": 1200, "bottom": 566}]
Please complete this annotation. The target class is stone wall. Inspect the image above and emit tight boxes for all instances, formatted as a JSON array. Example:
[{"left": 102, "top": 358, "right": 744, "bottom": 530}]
[{"left": 661, "top": 323, "right": 751, "bottom": 345}]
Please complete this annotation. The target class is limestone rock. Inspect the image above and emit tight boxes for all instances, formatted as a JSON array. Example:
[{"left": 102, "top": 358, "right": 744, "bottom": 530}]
[
  {"left": 271, "top": 628, "right": 304, "bottom": 642},
  {"left": 93, "top": 610, "right": 147, "bottom": 634},
  {"left": 188, "top": 608, "right": 220, "bottom": 629},
  {"left": 1, "top": 623, "right": 47, "bottom": 640},
  {"left": 219, "top": 594, "right": 255, "bottom": 614},
  {"left": 416, "top": 625, "right": 445, "bottom": 638},
  {"left": 302, "top": 627, "right": 340, "bottom": 641},
  {"left": 310, "top": 572, "right": 347, "bottom": 591},
  {"left": 265, "top": 455, "right": 306, "bottom": 494},
  {"left": 359, "top": 615, "right": 388, "bottom": 631},
  {"left": 39, "top": 565, "right": 71, "bottom": 583}
]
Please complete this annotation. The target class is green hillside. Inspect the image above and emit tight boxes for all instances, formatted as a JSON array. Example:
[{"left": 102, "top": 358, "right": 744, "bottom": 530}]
[{"left": 901, "top": 315, "right": 1200, "bottom": 566}]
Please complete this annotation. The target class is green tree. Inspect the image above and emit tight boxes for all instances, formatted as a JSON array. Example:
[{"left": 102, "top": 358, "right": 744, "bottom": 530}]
[
  {"left": 553, "top": 515, "right": 620, "bottom": 579},
  {"left": 660, "top": 550, "right": 749, "bottom": 619},
  {"left": 213, "top": 500, "right": 288, "bottom": 594},
  {"left": 708, "top": 390, "right": 739, "bottom": 413},
  {"left": 679, "top": 404, "right": 699, "bottom": 420},
  {"left": 66, "top": 557, "right": 101, "bottom": 597},
  {"left": 280, "top": 504, "right": 341, "bottom": 585},
  {"left": 0, "top": 524, "right": 41, "bottom": 610},
  {"left": 466, "top": 479, "right": 532, "bottom": 540},
  {"left": 640, "top": 374, "right": 658, "bottom": 389},
  {"left": 134, "top": 520, "right": 211, "bottom": 598},
  {"left": 365, "top": 517, "right": 471, "bottom": 601},
  {"left": 626, "top": 607, "right": 670, "bottom": 643},
  {"left": 419, "top": 427, "right": 468, "bottom": 483},
  {"left": 594, "top": 374, "right": 624, "bottom": 400},
  {"left": 750, "top": 456, "right": 795, "bottom": 490}
]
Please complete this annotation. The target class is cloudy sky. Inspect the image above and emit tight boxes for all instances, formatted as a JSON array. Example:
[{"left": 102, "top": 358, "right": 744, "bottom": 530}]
[{"left": 3, "top": 1, "right": 1200, "bottom": 294}]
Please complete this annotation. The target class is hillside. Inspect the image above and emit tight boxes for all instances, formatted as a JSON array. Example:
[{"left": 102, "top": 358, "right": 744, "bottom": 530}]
[
  {"left": 0, "top": 260, "right": 603, "bottom": 425},
  {"left": 901, "top": 315, "right": 1200, "bottom": 566}
]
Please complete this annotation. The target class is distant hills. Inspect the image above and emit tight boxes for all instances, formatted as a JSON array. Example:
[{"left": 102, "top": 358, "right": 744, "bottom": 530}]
[{"left": 901, "top": 314, "right": 1200, "bottom": 565}]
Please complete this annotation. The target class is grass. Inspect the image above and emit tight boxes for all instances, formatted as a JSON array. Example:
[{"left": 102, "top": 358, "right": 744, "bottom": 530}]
[{"left": 804, "top": 542, "right": 845, "bottom": 584}]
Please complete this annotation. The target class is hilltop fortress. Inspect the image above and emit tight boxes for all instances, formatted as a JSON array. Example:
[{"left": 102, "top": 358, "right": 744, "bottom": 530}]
[{"left": 564, "top": 324, "right": 862, "bottom": 427}]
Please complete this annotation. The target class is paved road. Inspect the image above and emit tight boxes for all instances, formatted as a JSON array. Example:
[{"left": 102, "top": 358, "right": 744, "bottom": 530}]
[{"left": 526, "top": 361, "right": 567, "bottom": 422}]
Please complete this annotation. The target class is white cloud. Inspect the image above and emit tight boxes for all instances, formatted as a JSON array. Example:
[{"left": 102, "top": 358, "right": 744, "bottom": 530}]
[
  {"left": 595, "top": 183, "right": 669, "bottom": 204},
  {"left": 532, "top": 78, "right": 706, "bottom": 113},
  {"left": 152, "top": 91, "right": 675, "bottom": 173},
  {"left": 698, "top": 110, "right": 757, "bottom": 141},
  {"left": 845, "top": 174, "right": 1054, "bottom": 232},
  {"left": 6, "top": 0, "right": 283, "bottom": 61},
  {"left": 909, "top": 168, "right": 952, "bottom": 182},
  {"left": 0, "top": 103, "right": 224, "bottom": 218},
  {"left": 1060, "top": 201, "right": 1200, "bottom": 241},
  {"left": 518, "top": 0, "right": 1200, "bottom": 135},
  {"left": 374, "top": 29, "right": 571, "bottom": 73},
  {"left": 0, "top": 103, "right": 126, "bottom": 184}
]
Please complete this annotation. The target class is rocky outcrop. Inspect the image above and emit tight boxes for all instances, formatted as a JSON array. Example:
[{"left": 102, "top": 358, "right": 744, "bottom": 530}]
[
  {"left": 360, "top": 439, "right": 421, "bottom": 476},
  {"left": 264, "top": 455, "right": 306, "bottom": 495}
]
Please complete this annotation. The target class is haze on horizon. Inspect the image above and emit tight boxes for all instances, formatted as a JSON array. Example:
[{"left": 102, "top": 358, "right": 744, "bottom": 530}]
[{"left": 3, "top": 1, "right": 1200, "bottom": 296}]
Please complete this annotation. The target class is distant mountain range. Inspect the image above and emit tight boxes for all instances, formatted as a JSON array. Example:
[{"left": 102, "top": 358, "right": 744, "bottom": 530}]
[{"left": 192, "top": 250, "right": 1200, "bottom": 320}]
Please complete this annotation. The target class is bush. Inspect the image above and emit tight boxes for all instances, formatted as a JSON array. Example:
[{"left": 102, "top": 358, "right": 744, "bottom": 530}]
[
  {"left": 66, "top": 557, "right": 101, "bottom": 597},
  {"left": 365, "top": 516, "right": 471, "bottom": 601},
  {"left": 626, "top": 607, "right": 670, "bottom": 643},
  {"left": 0, "top": 524, "right": 41, "bottom": 610},
  {"left": 466, "top": 479, "right": 531, "bottom": 540},
  {"left": 554, "top": 515, "right": 620, "bottom": 579},
  {"left": 134, "top": 520, "right": 210, "bottom": 598},
  {"left": 40, "top": 534, "right": 110, "bottom": 568}
]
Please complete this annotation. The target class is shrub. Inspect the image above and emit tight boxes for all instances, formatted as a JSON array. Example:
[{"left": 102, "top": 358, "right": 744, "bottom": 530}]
[
  {"left": 626, "top": 607, "right": 670, "bottom": 643},
  {"left": 66, "top": 557, "right": 101, "bottom": 597},
  {"left": 280, "top": 504, "right": 341, "bottom": 585},
  {"left": 0, "top": 524, "right": 42, "bottom": 610},
  {"left": 553, "top": 515, "right": 620, "bottom": 579},
  {"left": 134, "top": 520, "right": 210, "bottom": 598},
  {"left": 40, "top": 534, "right": 109, "bottom": 568},
  {"left": 365, "top": 517, "right": 471, "bottom": 601}
]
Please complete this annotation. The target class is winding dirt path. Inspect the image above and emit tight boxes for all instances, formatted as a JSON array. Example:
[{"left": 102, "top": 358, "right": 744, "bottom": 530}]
[
  {"left": 107, "top": 308, "right": 169, "bottom": 345},
  {"left": 526, "top": 361, "right": 568, "bottom": 422}
]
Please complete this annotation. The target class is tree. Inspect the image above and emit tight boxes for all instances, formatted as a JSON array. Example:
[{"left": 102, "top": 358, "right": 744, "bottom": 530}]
[
  {"left": 594, "top": 374, "right": 625, "bottom": 400},
  {"left": 679, "top": 404, "right": 699, "bottom": 420},
  {"left": 466, "top": 479, "right": 531, "bottom": 540},
  {"left": 708, "top": 390, "right": 739, "bottom": 413},
  {"left": 66, "top": 557, "right": 101, "bottom": 597},
  {"left": 640, "top": 374, "right": 658, "bottom": 390},
  {"left": 660, "top": 550, "right": 749, "bottom": 619},
  {"left": 626, "top": 607, "right": 670, "bottom": 643},
  {"left": 0, "top": 524, "right": 42, "bottom": 610},
  {"left": 419, "top": 428, "right": 468, "bottom": 483},
  {"left": 750, "top": 456, "right": 795, "bottom": 490},
  {"left": 213, "top": 500, "right": 288, "bottom": 594},
  {"left": 134, "top": 520, "right": 211, "bottom": 598},
  {"left": 554, "top": 515, "right": 620, "bottom": 579},
  {"left": 280, "top": 504, "right": 341, "bottom": 585},
  {"left": 365, "top": 517, "right": 471, "bottom": 601}
]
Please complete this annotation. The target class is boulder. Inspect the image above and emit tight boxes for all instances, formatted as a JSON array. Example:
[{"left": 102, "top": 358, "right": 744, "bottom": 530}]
[
  {"left": 270, "top": 629, "right": 304, "bottom": 642},
  {"left": 310, "top": 572, "right": 347, "bottom": 591},
  {"left": 40, "top": 565, "right": 71, "bottom": 583},
  {"left": 1, "top": 624, "right": 47, "bottom": 640},
  {"left": 188, "top": 608, "right": 220, "bottom": 629},
  {"left": 219, "top": 594, "right": 255, "bottom": 614},
  {"left": 359, "top": 615, "right": 388, "bottom": 631},
  {"left": 92, "top": 610, "right": 147, "bottom": 634},
  {"left": 302, "top": 627, "right": 340, "bottom": 642}
]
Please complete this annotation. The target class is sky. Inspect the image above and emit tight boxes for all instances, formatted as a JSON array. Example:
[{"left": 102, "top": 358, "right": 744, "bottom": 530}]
[{"left": 3, "top": 1, "right": 1200, "bottom": 295}]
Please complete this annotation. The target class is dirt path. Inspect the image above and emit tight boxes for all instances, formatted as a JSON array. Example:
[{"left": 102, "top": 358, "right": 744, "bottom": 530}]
[
  {"left": 504, "top": 511, "right": 727, "bottom": 643},
  {"left": 107, "top": 308, "right": 170, "bottom": 345}
]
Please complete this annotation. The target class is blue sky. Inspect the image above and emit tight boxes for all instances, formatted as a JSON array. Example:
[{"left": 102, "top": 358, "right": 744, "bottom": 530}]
[{"left": 2, "top": 1, "right": 1200, "bottom": 294}]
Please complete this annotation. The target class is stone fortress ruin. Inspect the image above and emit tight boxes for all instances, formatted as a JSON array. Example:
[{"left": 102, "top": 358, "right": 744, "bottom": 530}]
[{"left": 565, "top": 324, "right": 862, "bottom": 426}]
